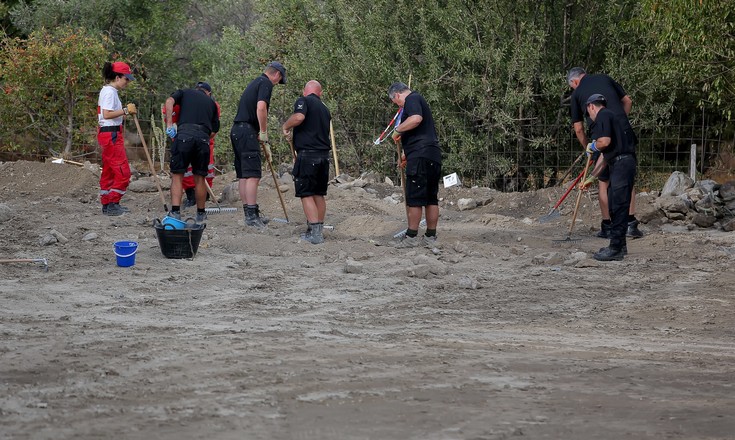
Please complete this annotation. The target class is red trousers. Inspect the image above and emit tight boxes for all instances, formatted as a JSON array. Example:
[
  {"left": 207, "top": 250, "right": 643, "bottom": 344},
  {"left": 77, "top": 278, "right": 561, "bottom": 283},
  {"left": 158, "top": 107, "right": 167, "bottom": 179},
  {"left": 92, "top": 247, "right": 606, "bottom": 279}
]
[
  {"left": 182, "top": 138, "right": 215, "bottom": 190},
  {"left": 97, "top": 129, "right": 131, "bottom": 204}
]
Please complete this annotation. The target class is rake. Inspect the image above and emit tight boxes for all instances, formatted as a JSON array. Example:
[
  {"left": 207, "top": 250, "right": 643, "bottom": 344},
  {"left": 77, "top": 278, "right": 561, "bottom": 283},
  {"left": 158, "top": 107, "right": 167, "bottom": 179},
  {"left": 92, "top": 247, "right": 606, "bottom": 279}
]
[
  {"left": 552, "top": 155, "right": 592, "bottom": 245},
  {"left": 203, "top": 180, "right": 238, "bottom": 214}
]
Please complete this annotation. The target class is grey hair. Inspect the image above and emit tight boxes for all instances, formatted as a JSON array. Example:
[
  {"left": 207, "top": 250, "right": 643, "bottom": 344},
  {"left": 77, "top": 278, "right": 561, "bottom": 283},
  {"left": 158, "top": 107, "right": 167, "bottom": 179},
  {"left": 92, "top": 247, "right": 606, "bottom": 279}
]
[
  {"left": 388, "top": 82, "right": 410, "bottom": 99},
  {"left": 566, "top": 67, "right": 586, "bottom": 84}
]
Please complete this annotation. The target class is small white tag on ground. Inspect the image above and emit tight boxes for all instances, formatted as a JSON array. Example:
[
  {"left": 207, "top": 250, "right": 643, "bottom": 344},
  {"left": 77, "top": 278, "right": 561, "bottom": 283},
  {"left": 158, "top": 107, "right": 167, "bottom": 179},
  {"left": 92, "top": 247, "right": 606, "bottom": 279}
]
[{"left": 443, "top": 172, "right": 460, "bottom": 188}]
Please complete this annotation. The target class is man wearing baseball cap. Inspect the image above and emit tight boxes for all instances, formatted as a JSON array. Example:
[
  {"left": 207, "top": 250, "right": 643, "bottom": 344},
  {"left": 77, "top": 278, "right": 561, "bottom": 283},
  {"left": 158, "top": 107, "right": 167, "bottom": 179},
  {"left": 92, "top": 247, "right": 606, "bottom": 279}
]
[
  {"left": 584, "top": 94, "right": 637, "bottom": 261},
  {"left": 230, "top": 61, "right": 287, "bottom": 228},
  {"left": 567, "top": 67, "right": 643, "bottom": 239}
]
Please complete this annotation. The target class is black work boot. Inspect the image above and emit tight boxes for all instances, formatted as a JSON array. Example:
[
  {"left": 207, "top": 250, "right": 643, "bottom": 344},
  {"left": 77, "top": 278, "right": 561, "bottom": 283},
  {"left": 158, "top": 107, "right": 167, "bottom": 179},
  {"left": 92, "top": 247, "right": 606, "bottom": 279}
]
[
  {"left": 596, "top": 220, "right": 612, "bottom": 238},
  {"left": 104, "top": 202, "right": 125, "bottom": 216},
  {"left": 300, "top": 222, "right": 313, "bottom": 240},
  {"left": 183, "top": 188, "right": 197, "bottom": 208},
  {"left": 305, "top": 222, "right": 324, "bottom": 244},
  {"left": 593, "top": 246, "right": 625, "bottom": 261},
  {"left": 245, "top": 205, "right": 266, "bottom": 228},
  {"left": 627, "top": 219, "right": 644, "bottom": 238}
]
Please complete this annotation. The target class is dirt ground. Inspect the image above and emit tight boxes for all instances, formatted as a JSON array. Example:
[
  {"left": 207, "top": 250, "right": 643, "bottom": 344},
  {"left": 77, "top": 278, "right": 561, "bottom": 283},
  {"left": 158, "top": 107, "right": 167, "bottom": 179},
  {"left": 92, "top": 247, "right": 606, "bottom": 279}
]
[{"left": 1, "top": 160, "right": 734, "bottom": 440}]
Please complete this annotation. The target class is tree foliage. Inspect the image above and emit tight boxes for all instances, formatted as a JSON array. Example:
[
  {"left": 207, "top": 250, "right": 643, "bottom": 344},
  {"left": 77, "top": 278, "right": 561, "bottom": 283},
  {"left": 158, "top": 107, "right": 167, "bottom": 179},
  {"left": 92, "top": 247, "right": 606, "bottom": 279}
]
[
  {"left": 0, "top": 27, "right": 106, "bottom": 156},
  {"left": 0, "top": 0, "right": 732, "bottom": 186}
]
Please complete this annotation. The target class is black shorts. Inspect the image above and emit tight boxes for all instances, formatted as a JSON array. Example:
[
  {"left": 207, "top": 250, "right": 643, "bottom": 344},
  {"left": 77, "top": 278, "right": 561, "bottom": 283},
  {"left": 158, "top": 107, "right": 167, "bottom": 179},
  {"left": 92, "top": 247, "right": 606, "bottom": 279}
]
[
  {"left": 598, "top": 166, "right": 610, "bottom": 182},
  {"left": 405, "top": 157, "right": 441, "bottom": 207},
  {"left": 293, "top": 151, "right": 330, "bottom": 197},
  {"left": 230, "top": 123, "right": 262, "bottom": 178},
  {"left": 170, "top": 131, "right": 210, "bottom": 175}
]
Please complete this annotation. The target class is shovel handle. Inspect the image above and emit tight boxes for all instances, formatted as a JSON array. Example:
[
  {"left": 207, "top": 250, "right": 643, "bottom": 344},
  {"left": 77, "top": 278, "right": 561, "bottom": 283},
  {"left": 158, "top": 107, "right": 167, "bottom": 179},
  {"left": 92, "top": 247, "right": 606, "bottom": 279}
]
[
  {"left": 261, "top": 141, "right": 289, "bottom": 222},
  {"left": 133, "top": 114, "right": 169, "bottom": 212}
]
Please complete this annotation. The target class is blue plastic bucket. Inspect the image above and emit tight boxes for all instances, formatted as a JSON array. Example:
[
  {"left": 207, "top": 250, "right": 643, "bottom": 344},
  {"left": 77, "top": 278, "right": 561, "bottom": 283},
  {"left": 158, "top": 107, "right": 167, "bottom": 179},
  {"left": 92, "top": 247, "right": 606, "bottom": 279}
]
[
  {"left": 114, "top": 241, "right": 138, "bottom": 267},
  {"left": 161, "top": 215, "right": 188, "bottom": 230}
]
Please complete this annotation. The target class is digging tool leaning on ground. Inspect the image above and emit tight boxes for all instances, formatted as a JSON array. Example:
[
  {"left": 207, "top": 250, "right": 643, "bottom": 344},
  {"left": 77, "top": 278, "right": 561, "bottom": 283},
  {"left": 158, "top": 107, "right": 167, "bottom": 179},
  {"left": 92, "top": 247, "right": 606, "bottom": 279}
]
[
  {"left": 164, "top": 81, "right": 220, "bottom": 224},
  {"left": 282, "top": 80, "right": 332, "bottom": 244},
  {"left": 230, "top": 61, "right": 287, "bottom": 228},
  {"left": 388, "top": 82, "right": 443, "bottom": 248}
]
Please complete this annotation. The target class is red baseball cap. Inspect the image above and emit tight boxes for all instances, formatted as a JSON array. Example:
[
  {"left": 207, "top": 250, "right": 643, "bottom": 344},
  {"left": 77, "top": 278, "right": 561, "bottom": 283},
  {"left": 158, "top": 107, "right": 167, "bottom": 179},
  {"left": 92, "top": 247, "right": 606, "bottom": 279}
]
[{"left": 112, "top": 62, "right": 135, "bottom": 81}]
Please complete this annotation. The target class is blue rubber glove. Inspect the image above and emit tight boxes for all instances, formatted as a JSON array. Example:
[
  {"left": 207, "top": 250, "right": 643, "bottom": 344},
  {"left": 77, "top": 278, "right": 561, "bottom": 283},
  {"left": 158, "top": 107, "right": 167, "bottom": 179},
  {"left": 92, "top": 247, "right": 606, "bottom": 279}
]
[
  {"left": 586, "top": 141, "right": 598, "bottom": 155},
  {"left": 166, "top": 125, "right": 177, "bottom": 139}
]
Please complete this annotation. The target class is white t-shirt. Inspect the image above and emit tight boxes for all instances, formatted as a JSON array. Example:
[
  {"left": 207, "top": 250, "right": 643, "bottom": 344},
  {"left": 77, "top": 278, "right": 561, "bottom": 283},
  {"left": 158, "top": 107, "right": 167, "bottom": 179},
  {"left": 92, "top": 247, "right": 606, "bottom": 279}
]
[{"left": 98, "top": 85, "right": 123, "bottom": 127}]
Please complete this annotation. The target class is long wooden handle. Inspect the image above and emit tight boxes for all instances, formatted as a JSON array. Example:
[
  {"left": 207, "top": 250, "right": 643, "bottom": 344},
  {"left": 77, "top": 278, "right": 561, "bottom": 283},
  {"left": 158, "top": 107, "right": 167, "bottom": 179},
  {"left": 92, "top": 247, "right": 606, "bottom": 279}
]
[
  {"left": 262, "top": 142, "right": 289, "bottom": 221},
  {"left": 133, "top": 114, "right": 168, "bottom": 212},
  {"left": 203, "top": 179, "right": 221, "bottom": 210},
  {"left": 287, "top": 137, "right": 297, "bottom": 161},
  {"left": 568, "top": 158, "right": 593, "bottom": 236},
  {"left": 329, "top": 120, "right": 340, "bottom": 176},
  {"left": 558, "top": 151, "right": 586, "bottom": 186}
]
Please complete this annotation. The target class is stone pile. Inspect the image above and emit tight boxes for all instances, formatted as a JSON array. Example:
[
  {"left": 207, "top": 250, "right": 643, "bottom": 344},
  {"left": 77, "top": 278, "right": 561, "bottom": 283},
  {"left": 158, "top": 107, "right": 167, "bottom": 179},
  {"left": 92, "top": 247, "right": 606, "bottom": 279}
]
[{"left": 647, "top": 171, "right": 735, "bottom": 232}]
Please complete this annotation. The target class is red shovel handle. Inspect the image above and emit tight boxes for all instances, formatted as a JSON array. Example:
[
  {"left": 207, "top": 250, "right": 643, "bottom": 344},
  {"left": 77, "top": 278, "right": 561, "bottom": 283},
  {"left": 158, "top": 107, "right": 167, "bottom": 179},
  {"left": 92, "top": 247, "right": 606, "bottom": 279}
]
[{"left": 552, "top": 160, "right": 592, "bottom": 210}]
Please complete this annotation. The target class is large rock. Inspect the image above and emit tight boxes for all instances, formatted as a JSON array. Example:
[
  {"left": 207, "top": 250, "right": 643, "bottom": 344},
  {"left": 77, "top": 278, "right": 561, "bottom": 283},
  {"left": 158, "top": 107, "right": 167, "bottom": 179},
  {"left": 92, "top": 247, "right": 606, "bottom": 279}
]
[
  {"left": 220, "top": 182, "right": 240, "bottom": 204},
  {"left": 719, "top": 180, "right": 735, "bottom": 202},
  {"left": 127, "top": 179, "right": 158, "bottom": 192},
  {"left": 655, "top": 195, "right": 689, "bottom": 214},
  {"left": 0, "top": 203, "right": 13, "bottom": 223},
  {"left": 661, "top": 171, "right": 694, "bottom": 196},
  {"left": 694, "top": 194, "right": 718, "bottom": 215},
  {"left": 694, "top": 179, "right": 718, "bottom": 196},
  {"left": 457, "top": 198, "right": 478, "bottom": 211},
  {"left": 692, "top": 213, "right": 717, "bottom": 228},
  {"left": 721, "top": 218, "right": 735, "bottom": 232}
]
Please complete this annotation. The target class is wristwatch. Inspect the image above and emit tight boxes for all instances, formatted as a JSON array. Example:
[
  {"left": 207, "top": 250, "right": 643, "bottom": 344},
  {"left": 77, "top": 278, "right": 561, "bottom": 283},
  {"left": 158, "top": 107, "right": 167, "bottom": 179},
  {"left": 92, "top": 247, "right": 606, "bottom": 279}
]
[{"left": 123, "top": 107, "right": 129, "bottom": 115}]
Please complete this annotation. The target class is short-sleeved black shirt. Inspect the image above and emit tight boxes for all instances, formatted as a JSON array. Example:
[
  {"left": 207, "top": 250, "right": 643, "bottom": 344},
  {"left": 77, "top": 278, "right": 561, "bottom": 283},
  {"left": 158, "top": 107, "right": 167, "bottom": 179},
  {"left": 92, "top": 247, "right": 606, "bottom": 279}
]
[
  {"left": 233, "top": 74, "right": 273, "bottom": 130},
  {"left": 570, "top": 74, "right": 628, "bottom": 124},
  {"left": 400, "top": 91, "right": 441, "bottom": 163},
  {"left": 293, "top": 93, "right": 331, "bottom": 152},
  {"left": 170, "top": 88, "right": 219, "bottom": 134},
  {"left": 590, "top": 108, "right": 636, "bottom": 162}
]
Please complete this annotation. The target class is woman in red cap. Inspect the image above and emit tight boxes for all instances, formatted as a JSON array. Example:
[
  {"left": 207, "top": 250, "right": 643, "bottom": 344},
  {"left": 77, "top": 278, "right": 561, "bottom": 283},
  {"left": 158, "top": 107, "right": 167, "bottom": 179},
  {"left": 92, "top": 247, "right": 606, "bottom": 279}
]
[{"left": 97, "top": 61, "right": 136, "bottom": 216}]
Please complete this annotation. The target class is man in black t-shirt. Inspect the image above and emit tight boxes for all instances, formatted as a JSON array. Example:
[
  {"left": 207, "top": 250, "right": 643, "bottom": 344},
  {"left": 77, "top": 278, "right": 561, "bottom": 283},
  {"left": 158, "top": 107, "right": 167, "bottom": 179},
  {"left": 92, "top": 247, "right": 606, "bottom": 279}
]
[
  {"left": 388, "top": 82, "right": 442, "bottom": 248},
  {"left": 567, "top": 67, "right": 643, "bottom": 239},
  {"left": 282, "top": 80, "right": 332, "bottom": 244},
  {"left": 230, "top": 61, "right": 286, "bottom": 228},
  {"left": 164, "top": 82, "right": 220, "bottom": 223},
  {"left": 584, "top": 94, "right": 637, "bottom": 261}
]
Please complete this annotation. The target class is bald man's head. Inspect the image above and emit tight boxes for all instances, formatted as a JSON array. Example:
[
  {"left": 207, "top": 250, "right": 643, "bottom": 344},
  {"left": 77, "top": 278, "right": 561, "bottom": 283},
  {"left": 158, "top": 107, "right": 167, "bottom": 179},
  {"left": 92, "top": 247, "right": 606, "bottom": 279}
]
[{"left": 303, "top": 80, "right": 322, "bottom": 97}]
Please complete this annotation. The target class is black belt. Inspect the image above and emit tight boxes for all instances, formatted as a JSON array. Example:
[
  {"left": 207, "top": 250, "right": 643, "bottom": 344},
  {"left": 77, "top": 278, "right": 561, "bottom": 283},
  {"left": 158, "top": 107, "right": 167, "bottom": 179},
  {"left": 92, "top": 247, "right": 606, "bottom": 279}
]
[
  {"left": 297, "top": 149, "right": 330, "bottom": 156},
  {"left": 178, "top": 123, "right": 210, "bottom": 135},
  {"left": 233, "top": 121, "right": 257, "bottom": 130},
  {"left": 99, "top": 125, "right": 121, "bottom": 132},
  {"left": 610, "top": 153, "right": 634, "bottom": 163}
]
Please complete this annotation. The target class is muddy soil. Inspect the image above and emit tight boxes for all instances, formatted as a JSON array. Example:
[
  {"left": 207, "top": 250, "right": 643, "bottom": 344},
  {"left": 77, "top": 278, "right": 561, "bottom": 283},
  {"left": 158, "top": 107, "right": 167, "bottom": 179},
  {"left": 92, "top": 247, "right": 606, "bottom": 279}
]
[{"left": 1, "top": 160, "right": 734, "bottom": 440}]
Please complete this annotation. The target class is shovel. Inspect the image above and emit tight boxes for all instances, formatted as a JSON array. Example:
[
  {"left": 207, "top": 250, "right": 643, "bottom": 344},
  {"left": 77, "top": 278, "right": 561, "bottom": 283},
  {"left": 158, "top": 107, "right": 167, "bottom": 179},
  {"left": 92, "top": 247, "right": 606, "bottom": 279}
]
[
  {"left": 552, "top": 156, "right": 593, "bottom": 244},
  {"left": 539, "top": 163, "right": 590, "bottom": 223}
]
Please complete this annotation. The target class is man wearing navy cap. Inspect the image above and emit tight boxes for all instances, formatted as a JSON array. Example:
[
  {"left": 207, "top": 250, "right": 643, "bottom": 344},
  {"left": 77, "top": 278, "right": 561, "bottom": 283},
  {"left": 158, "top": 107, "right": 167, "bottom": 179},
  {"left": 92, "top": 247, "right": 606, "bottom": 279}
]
[
  {"left": 584, "top": 94, "right": 637, "bottom": 261},
  {"left": 231, "top": 61, "right": 287, "bottom": 228}
]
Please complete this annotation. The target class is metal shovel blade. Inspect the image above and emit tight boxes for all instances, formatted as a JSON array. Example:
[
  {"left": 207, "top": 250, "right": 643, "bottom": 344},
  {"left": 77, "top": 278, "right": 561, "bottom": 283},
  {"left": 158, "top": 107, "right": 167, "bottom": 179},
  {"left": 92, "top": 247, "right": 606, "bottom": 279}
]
[{"left": 538, "top": 209, "right": 561, "bottom": 224}]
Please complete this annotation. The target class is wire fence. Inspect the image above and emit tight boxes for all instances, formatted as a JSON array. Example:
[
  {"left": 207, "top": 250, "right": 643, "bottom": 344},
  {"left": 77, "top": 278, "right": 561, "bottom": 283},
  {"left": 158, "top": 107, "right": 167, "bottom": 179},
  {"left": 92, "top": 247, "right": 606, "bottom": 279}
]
[{"left": 1, "top": 89, "right": 733, "bottom": 192}]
